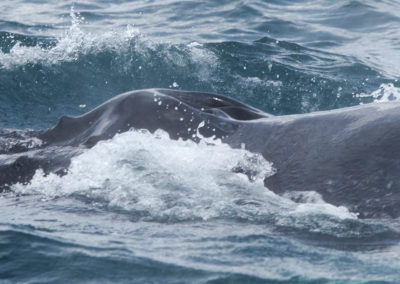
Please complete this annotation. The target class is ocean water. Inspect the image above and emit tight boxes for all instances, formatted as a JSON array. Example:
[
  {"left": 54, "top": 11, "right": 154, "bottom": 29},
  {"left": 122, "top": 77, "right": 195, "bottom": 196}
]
[{"left": 1, "top": 0, "right": 400, "bottom": 283}]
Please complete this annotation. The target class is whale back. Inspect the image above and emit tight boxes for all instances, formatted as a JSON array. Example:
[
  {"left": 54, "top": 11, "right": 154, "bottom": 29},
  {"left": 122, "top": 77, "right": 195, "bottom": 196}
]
[
  {"left": 3, "top": 89, "right": 400, "bottom": 218},
  {"left": 40, "top": 89, "right": 271, "bottom": 147}
]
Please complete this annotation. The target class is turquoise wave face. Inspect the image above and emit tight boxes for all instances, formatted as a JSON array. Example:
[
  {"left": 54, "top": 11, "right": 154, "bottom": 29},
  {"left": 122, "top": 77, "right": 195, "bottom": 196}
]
[{"left": 0, "top": 2, "right": 399, "bottom": 129}]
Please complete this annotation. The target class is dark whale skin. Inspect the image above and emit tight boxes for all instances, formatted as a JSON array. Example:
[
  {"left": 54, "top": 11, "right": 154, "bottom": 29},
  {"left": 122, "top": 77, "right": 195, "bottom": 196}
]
[{"left": 1, "top": 88, "right": 400, "bottom": 219}]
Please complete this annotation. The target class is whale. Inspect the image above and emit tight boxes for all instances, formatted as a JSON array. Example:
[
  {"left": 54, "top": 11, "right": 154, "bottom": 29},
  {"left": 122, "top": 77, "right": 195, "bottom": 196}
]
[{"left": 1, "top": 88, "right": 400, "bottom": 218}]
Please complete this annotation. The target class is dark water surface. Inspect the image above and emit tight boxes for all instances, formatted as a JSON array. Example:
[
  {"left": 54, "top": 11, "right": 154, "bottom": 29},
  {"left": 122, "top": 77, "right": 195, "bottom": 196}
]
[{"left": 1, "top": 0, "right": 400, "bottom": 283}]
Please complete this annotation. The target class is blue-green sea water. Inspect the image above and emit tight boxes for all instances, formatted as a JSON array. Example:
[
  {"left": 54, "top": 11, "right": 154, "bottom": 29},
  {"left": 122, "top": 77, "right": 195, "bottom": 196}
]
[{"left": 1, "top": 1, "right": 400, "bottom": 283}]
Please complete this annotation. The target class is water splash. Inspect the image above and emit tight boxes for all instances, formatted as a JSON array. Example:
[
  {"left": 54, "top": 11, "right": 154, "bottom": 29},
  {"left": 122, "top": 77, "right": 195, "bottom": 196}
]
[
  {"left": 357, "top": 83, "right": 400, "bottom": 103},
  {"left": 13, "top": 128, "right": 357, "bottom": 224},
  {"left": 0, "top": 129, "right": 43, "bottom": 153},
  {"left": 0, "top": 8, "right": 141, "bottom": 68}
]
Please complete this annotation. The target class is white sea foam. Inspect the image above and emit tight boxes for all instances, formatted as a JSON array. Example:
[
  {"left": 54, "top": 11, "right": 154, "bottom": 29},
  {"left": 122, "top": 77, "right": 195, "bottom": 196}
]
[
  {"left": 0, "top": 7, "right": 218, "bottom": 74},
  {"left": 13, "top": 128, "right": 357, "bottom": 223},
  {"left": 13, "top": 129, "right": 275, "bottom": 221},
  {"left": 0, "top": 129, "right": 43, "bottom": 152},
  {"left": 0, "top": 9, "right": 140, "bottom": 69},
  {"left": 357, "top": 83, "right": 400, "bottom": 103},
  {"left": 245, "top": 77, "right": 282, "bottom": 87}
]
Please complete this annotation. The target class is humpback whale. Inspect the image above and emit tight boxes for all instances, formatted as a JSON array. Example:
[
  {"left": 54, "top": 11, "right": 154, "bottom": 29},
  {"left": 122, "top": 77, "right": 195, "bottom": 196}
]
[{"left": 1, "top": 88, "right": 400, "bottom": 218}]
